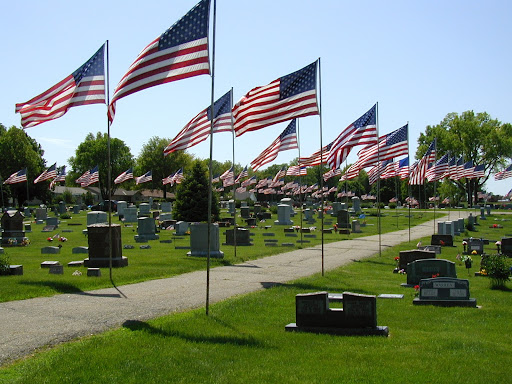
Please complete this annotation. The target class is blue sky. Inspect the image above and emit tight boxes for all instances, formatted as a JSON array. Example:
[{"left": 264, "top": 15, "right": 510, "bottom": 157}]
[{"left": 1, "top": 0, "right": 511, "bottom": 195}]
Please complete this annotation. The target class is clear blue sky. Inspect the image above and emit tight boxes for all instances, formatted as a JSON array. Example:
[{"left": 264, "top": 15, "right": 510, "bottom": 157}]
[{"left": 1, "top": 0, "right": 511, "bottom": 195}]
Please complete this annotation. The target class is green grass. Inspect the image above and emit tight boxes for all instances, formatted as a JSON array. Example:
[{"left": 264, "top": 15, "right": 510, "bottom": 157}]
[
  {"left": 0, "top": 206, "right": 436, "bottom": 302},
  {"left": 1, "top": 209, "right": 511, "bottom": 383}
]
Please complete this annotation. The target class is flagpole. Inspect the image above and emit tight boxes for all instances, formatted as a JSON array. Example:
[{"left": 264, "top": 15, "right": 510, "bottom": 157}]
[
  {"left": 317, "top": 58, "right": 324, "bottom": 276},
  {"left": 376, "top": 102, "right": 381, "bottom": 257},
  {"left": 230, "top": 88, "right": 237, "bottom": 260},
  {"left": 0, "top": 177, "right": 4, "bottom": 212},
  {"left": 25, "top": 169, "right": 29, "bottom": 208},
  {"left": 105, "top": 40, "right": 114, "bottom": 282},
  {"left": 407, "top": 121, "right": 411, "bottom": 243},
  {"left": 433, "top": 139, "right": 437, "bottom": 234},
  {"left": 206, "top": 0, "right": 217, "bottom": 316},
  {"left": 297, "top": 119, "right": 303, "bottom": 246}
]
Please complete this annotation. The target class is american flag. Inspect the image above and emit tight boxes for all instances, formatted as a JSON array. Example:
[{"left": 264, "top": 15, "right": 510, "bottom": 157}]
[
  {"left": 287, "top": 165, "right": 307, "bottom": 176},
  {"left": 380, "top": 160, "right": 399, "bottom": 179},
  {"left": 211, "top": 174, "right": 220, "bottom": 183},
  {"left": 34, "top": 163, "right": 57, "bottom": 184},
  {"left": 241, "top": 176, "right": 257, "bottom": 187},
  {"left": 172, "top": 168, "right": 184, "bottom": 184},
  {"left": 449, "top": 157, "right": 465, "bottom": 180},
  {"left": 164, "top": 89, "right": 232, "bottom": 155},
  {"left": 495, "top": 164, "right": 512, "bottom": 180},
  {"left": 108, "top": 0, "right": 210, "bottom": 123},
  {"left": 273, "top": 167, "right": 287, "bottom": 182},
  {"left": 220, "top": 167, "right": 234, "bottom": 180},
  {"left": 223, "top": 175, "right": 235, "bottom": 187},
  {"left": 80, "top": 166, "right": 99, "bottom": 187},
  {"left": 426, "top": 154, "right": 449, "bottom": 182},
  {"left": 299, "top": 142, "right": 332, "bottom": 167},
  {"left": 16, "top": 45, "right": 105, "bottom": 128},
  {"left": 323, "top": 168, "right": 341, "bottom": 181},
  {"left": 368, "top": 160, "right": 393, "bottom": 184},
  {"left": 327, "top": 104, "right": 378, "bottom": 170},
  {"left": 442, "top": 156, "right": 457, "bottom": 178},
  {"left": 114, "top": 168, "right": 134, "bottom": 184},
  {"left": 3, "top": 169, "right": 27, "bottom": 184},
  {"left": 136, "top": 171, "right": 153, "bottom": 185},
  {"left": 50, "top": 167, "right": 66, "bottom": 190},
  {"left": 409, "top": 140, "right": 436, "bottom": 185},
  {"left": 459, "top": 160, "right": 474, "bottom": 179},
  {"left": 250, "top": 120, "right": 298, "bottom": 171},
  {"left": 233, "top": 61, "right": 318, "bottom": 137},
  {"left": 235, "top": 166, "right": 249, "bottom": 183},
  {"left": 351, "top": 124, "right": 408, "bottom": 171},
  {"left": 467, "top": 164, "right": 486, "bottom": 179}
]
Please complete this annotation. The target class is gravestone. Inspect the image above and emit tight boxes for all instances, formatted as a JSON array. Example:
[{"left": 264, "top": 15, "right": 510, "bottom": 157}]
[
  {"left": 413, "top": 277, "right": 477, "bottom": 307},
  {"left": 224, "top": 227, "right": 253, "bottom": 246},
  {"left": 49, "top": 264, "right": 64, "bottom": 275},
  {"left": 398, "top": 249, "right": 436, "bottom": 271},
  {"left": 228, "top": 200, "right": 235, "bottom": 215},
  {"left": 486, "top": 205, "right": 491, "bottom": 215},
  {"left": 280, "top": 198, "right": 295, "bottom": 217},
  {"left": 241, "top": 201, "right": 248, "bottom": 208},
  {"left": 72, "top": 246, "right": 89, "bottom": 254},
  {"left": 452, "top": 220, "right": 460, "bottom": 236},
  {"left": 41, "top": 246, "right": 60, "bottom": 254},
  {"left": 467, "top": 214, "right": 475, "bottom": 231},
  {"left": 123, "top": 207, "right": 138, "bottom": 223},
  {"left": 458, "top": 218, "right": 465, "bottom": 233},
  {"left": 351, "top": 220, "right": 361, "bottom": 233},
  {"left": 437, "top": 221, "right": 446, "bottom": 235},
  {"left": 352, "top": 197, "right": 361, "bottom": 213},
  {"left": 187, "top": 223, "right": 224, "bottom": 258},
  {"left": 467, "top": 238, "right": 484, "bottom": 254},
  {"left": 87, "top": 211, "right": 108, "bottom": 226},
  {"left": 240, "top": 206, "right": 250, "bottom": 219},
  {"left": 175, "top": 221, "right": 189, "bottom": 235},
  {"left": 331, "top": 202, "right": 342, "bottom": 216},
  {"left": 431, "top": 234, "right": 453, "bottom": 247},
  {"left": 159, "top": 213, "right": 173, "bottom": 221},
  {"left": 35, "top": 208, "right": 48, "bottom": 223},
  {"left": 84, "top": 223, "right": 128, "bottom": 267},
  {"left": 23, "top": 207, "right": 31, "bottom": 217},
  {"left": 419, "top": 245, "right": 441, "bottom": 254},
  {"left": 304, "top": 208, "right": 316, "bottom": 224},
  {"left": 285, "top": 291, "right": 388, "bottom": 336},
  {"left": 479, "top": 207, "right": 486, "bottom": 220},
  {"left": 134, "top": 217, "right": 159, "bottom": 242},
  {"left": 138, "top": 203, "right": 150, "bottom": 217},
  {"left": 337, "top": 209, "right": 350, "bottom": 229},
  {"left": 406, "top": 258, "right": 457, "bottom": 285},
  {"left": 46, "top": 217, "right": 59, "bottom": 228},
  {"left": 116, "top": 201, "right": 128, "bottom": 217},
  {"left": 73, "top": 205, "right": 80, "bottom": 214},
  {"left": 253, "top": 204, "right": 261, "bottom": 215},
  {"left": 58, "top": 201, "right": 66, "bottom": 215},
  {"left": 1, "top": 211, "right": 28, "bottom": 245},
  {"left": 445, "top": 221, "right": 455, "bottom": 237},
  {"left": 161, "top": 201, "right": 172, "bottom": 213},
  {"left": 500, "top": 237, "right": 512, "bottom": 256},
  {"left": 274, "top": 204, "right": 293, "bottom": 225},
  {"left": 245, "top": 217, "right": 257, "bottom": 226}
]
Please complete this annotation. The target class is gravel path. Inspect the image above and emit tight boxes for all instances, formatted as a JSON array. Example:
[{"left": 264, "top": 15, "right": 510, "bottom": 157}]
[{"left": 0, "top": 213, "right": 462, "bottom": 366}]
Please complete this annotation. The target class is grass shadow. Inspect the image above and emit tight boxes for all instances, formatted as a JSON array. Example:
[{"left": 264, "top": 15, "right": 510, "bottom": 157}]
[
  {"left": 122, "top": 319, "right": 268, "bottom": 348},
  {"left": 19, "top": 280, "right": 83, "bottom": 294}
]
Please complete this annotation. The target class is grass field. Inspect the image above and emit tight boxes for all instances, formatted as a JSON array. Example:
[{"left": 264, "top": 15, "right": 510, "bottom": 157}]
[{"left": 0, "top": 205, "right": 438, "bottom": 302}]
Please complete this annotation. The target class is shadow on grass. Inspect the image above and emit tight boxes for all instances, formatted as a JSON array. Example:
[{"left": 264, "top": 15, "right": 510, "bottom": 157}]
[
  {"left": 260, "top": 281, "right": 374, "bottom": 295},
  {"left": 122, "top": 319, "right": 268, "bottom": 348},
  {"left": 19, "top": 280, "right": 124, "bottom": 298}
]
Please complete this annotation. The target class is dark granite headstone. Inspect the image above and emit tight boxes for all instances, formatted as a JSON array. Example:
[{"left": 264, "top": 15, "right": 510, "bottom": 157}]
[
  {"left": 413, "top": 277, "right": 477, "bottom": 307},
  {"left": 398, "top": 249, "right": 436, "bottom": 271},
  {"left": 336, "top": 209, "right": 350, "bottom": 229},
  {"left": 406, "top": 259, "right": 457, "bottom": 285},
  {"left": 431, "top": 234, "right": 453, "bottom": 247},
  {"left": 224, "top": 227, "right": 253, "bottom": 246},
  {"left": 84, "top": 223, "right": 128, "bottom": 267},
  {"left": 500, "top": 237, "right": 512, "bottom": 256},
  {"left": 467, "top": 238, "right": 484, "bottom": 254}
]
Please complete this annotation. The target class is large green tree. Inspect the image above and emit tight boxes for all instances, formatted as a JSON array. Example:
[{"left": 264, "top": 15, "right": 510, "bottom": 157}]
[
  {"left": 0, "top": 124, "right": 48, "bottom": 206},
  {"left": 136, "top": 136, "right": 193, "bottom": 199},
  {"left": 174, "top": 160, "right": 219, "bottom": 222},
  {"left": 417, "top": 111, "right": 512, "bottom": 205},
  {"left": 68, "top": 132, "right": 134, "bottom": 200}
]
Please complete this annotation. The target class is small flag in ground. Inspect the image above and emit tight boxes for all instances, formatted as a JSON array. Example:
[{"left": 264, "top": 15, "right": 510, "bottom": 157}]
[
  {"left": 136, "top": 171, "right": 153, "bottom": 185},
  {"left": 16, "top": 44, "right": 106, "bottom": 128},
  {"left": 114, "top": 168, "right": 134, "bottom": 184},
  {"left": 4, "top": 169, "right": 27, "bottom": 184},
  {"left": 34, "top": 163, "right": 57, "bottom": 184},
  {"left": 233, "top": 61, "right": 318, "bottom": 137}
]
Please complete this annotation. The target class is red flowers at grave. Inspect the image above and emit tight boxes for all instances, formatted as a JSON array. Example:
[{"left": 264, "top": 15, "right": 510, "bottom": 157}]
[
  {"left": 431, "top": 273, "right": 440, "bottom": 278},
  {"left": 414, "top": 285, "right": 420, "bottom": 291},
  {"left": 47, "top": 237, "right": 53, "bottom": 242},
  {"left": 440, "top": 240, "right": 445, "bottom": 246},
  {"left": 493, "top": 224, "right": 498, "bottom": 228},
  {"left": 394, "top": 256, "right": 400, "bottom": 261},
  {"left": 59, "top": 237, "right": 67, "bottom": 242}
]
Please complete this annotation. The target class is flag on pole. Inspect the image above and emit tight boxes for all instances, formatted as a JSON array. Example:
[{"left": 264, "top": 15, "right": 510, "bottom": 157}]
[
  {"left": 426, "top": 153, "right": 449, "bottom": 182},
  {"left": 15, "top": 45, "right": 106, "bottom": 128},
  {"left": 443, "top": 156, "right": 457, "bottom": 178},
  {"left": 459, "top": 160, "right": 474, "bottom": 179},
  {"left": 114, "top": 168, "right": 134, "bottom": 184},
  {"left": 250, "top": 119, "right": 298, "bottom": 171},
  {"left": 450, "top": 157, "right": 465, "bottom": 180},
  {"left": 108, "top": 0, "right": 211, "bottom": 123},
  {"left": 327, "top": 104, "right": 378, "bottom": 170},
  {"left": 50, "top": 167, "right": 66, "bottom": 189},
  {"left": 323, "top": 168, "right": 341, "bottom": 181},
  {"left": 409, "top": 140, "right": 436, "bottom": 185},
  {"left": 467, "top": 164, "right": 486, "bottom": 179},
  {"left": 299, "top": 142, "right": 332, "bottom": 167},
  {"left": 220, "top": 167, "right": 234, "bottom": 180},
  {"left": 172, "top": 168, "right": 184, "bottom": 184},
  {"left": 3, "top": 169, "right": 27, "bottom": 184},
  {"left": 164, "top": 89, "right": 232, "bottom": 154},
  {"left": 136, "top": 171, "right": 153, "bottom": 185},
  {"left": 368, "top": 160, "right": 393, "bottom": 184},
  {"left": 287, "top": 165, "right": 307, "bottom": 176},
  {"left": 235, "top": 166, "right": 249, "bottom": 183},
  {"left": 397, "top": 157, "right": 410, "bottom": 179},
  {"left": 34, "top": 163, "right": 57, "bottom": 184},
  {"left": 380, "top": 160, "right": 399, "bottom": 179},
  {"left": 80, "top": 166, "right": 99, "bottom": 187},
  {"left": 233, "top": 61, "right": 318, "bottom": 137},
  {"left": 494, "top": 164, "right": 512, "bottom": 180},
  {"left": 241, "top": 176, "right": 257, "bottom": 187}
]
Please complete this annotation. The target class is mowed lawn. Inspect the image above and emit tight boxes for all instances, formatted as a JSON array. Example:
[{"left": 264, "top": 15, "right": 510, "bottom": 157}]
[{"left": 1, "top": 208, "right": 511, "bottom": 383}]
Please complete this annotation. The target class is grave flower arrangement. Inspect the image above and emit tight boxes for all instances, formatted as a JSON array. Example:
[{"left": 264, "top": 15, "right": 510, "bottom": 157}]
[
  {"left": 462, "top": 240, "right": 467, "bottom": 253},
  {"left": 414, "top": 285, "right": 420, "bottom": 297},
  {"left": 47, "top": 237, "right": 53, "bottom": 242},
  {"left": 496, "top": 241, "right": 501, "bottom": 253},
  {"left": 462, "top": 254, "right": 473, "bottom": 269},
  {"left": 394, "top": 256, "right": 400, "bottom": 268}
]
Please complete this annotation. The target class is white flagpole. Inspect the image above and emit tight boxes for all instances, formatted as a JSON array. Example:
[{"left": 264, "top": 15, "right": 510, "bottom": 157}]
[
  {"left": 206, "top": 0, "right": 217, "bottom": 316},
  {"left": 317, "top": 58, "right": 324, "bottom": 276}
]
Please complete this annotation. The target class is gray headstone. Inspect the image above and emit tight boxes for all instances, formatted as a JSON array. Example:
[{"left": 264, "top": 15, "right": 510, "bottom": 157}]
[
  {"left": 161, "top": 201, "right": 172, "bottom": 213},
  {"left": 224, "top": 227, "right": 252, "bottom": 246},
  {"left": 398, "top": 249, "right": 436, "bottom": 271},
  {"left": 413, "top": 277, "right": 477, "bottom": 307},
  {"left": 187, "top": 223, "right": 224, "bottom": 258},
  {"left": 139, "top": 203, "right": 150, "bottom": 216},
  {"left": 240, "top": 206, "right": 250, "bottom": 219},
  {"left": 123, "top": 207, "right": 138, "bottom": 223},
  {"left": 337, "top": 209, "right": 350, "bottom": 229},
  {"left": 406, "top": 259, "right": 457, "bottom": 285},
  {"left": 117, "top": 201, "right": 128, "bottom": 216},
  {"left": 41, "top": 246, "right": 60, "bottom": 254},
  {"left": 175, "top": 221, "right": 189, "bottom": 235},
  {"left": 351, "top": 220, "right": 361, "bottom": 233},
  {"left": 134, "top": 217, "right": 159, "bottom": 242},
  {"left": 87, "top": 211, "right": 107, "bottom": 226},
  {"left": 352, "top": 197, "right": 361, "bottom": 213},
  {"left": 46, "top": 217, "right": 59, "bottom": 228},
  {"left": 274, "top": 204, "right": 293, "bottom": 225},
  {"left": 36, "top": 208, "right": 47, "bottom": 221}
]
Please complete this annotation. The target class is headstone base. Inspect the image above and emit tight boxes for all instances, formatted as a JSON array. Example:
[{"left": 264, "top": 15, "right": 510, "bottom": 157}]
[
  {"left": 187, "top": 250, "right": 224, "bottom": 258},
  {"left": 412, "top": 298, "right": 477, "bottom": 307},
  {"left": 284, "top": 323, "right": 389, "bottom": 336},
  {"left": 83, "top": 256, "right": 128, "bottom": 268}
]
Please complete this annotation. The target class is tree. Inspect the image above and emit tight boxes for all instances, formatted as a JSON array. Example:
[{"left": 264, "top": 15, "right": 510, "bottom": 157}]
[
  {"left": 136, "top": 137, "right": 193, "bottom": 199},
  {"left": 0, "top": 124, "right": 47, "bottom": 206},
  {"left": 417, "top": 111, "right": 512, "bottom": 205},
  {"left": 174, "top": 160, "right": 219, "bottom": 222},
  {"left": 68, "top": 132, "right": 134, "bottom": 200}
]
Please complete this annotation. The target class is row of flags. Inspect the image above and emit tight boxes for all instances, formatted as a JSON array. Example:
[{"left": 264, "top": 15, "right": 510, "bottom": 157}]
[{"left": 3, "top": 165, "right": 66, "bottom": 190}]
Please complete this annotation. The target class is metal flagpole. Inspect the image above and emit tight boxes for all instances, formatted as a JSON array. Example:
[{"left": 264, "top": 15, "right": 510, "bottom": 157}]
[
  {"left": 407, "top": 121, "right": 411, "bottom": 242},
  {"left": 206, "top": 0, "right": 217, "bottom": 316},
  {"left": 230, "top": 88, "right": 237, "bottom": 259},
  {"left": 433, "top": 139, "right": 437, "bottom": 234},
  {"left": 106, "top": 40, "right": 113, "bottom": 282},
  {"left": 376, "top": 102, "right": 381, "bottom": 257},
  {"left": 317, "top": 58, "right": 324, "bottom": 276},
  {"left": 25, "top": 169, "right": 29, "bottom": 208},
  {"left": 297, "top": 119, "right": 303, "bottom": 246}
]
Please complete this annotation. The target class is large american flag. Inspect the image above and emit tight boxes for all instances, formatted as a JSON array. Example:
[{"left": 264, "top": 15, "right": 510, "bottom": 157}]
[
  {"left": 164, "top": 89, "right": 232, "bottom": 155},
  {"left": 80, "top": 166, "right": 99, "bottom": 187},
  {"left": 409, "top": 140, "right": 436, "bottom": 185},
  {"left": 16, "top": 45, "right": 105, "bottom": 128},
  {"left": 34, "top": 163, "right": 57, "bottom": 184},
  {"left": 250, "top": 120, "right": 298, "bottom": 171},
  {"left": 380, "top": 160, "right": 399, "bottom": 179},
  {"left": 327, "top": 104, "right": 378, "bottom": 170},
  {"left": 3, "top": 169, "right": 27, "bottom": 184},
  {"left": 114, "top": 168, "right": 134, "bottom": 184},
  {"left": 233, "top": 61, "right": 318, "bottom": 137},
  {"left": 299, "top": 142, "right": 332, "bottom": 167},
  {"left": 350, "top": 124, "right": 408, "bottom": 171},
  {"left": 136, "top": 171, "right": 153, "bottom": 185},
  {"left": 494, "top": 164, "right": 512, "bottom": 180},
  {"left": 108, "top": 0, "right": 210, "bottom": 123},
  {"left": 426, "top": 153, "right": 449, "bottom": 182}
]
